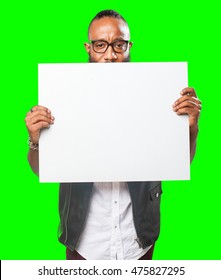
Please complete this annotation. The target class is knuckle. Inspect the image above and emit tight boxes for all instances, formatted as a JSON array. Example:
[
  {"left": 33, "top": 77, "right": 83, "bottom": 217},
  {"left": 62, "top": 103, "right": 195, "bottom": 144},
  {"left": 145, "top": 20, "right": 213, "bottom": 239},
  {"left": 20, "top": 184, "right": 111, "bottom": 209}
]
[{"left": 41, "top": 121, "right": 48, "bottom": 127}]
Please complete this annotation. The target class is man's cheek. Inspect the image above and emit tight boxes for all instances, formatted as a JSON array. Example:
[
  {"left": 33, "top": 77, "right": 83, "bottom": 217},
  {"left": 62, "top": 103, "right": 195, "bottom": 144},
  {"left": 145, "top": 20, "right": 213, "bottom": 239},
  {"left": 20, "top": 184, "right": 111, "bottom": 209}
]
[{"left": 89, "top": 53, "right": 103, "bottom": 63}]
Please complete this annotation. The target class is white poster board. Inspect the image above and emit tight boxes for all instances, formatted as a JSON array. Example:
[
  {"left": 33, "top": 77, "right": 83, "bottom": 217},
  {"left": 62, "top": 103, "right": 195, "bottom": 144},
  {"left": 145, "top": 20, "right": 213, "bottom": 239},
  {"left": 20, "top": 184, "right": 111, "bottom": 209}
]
[{"left": 38, "top": 62, "right": 189, "bottom": 182}]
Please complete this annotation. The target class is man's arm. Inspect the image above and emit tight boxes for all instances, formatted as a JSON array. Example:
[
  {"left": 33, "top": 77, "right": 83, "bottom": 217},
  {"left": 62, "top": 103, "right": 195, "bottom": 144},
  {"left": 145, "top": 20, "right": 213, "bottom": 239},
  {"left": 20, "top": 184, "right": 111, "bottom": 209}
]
[
  {"left": 172, "top": 87, "right": 201, "bottom": 162},
  {"left": 25, "top": 105, "right": 54, "bottom": 175},
  {"left": 28, "top": 149, "right": 39, "bottom": 175}
]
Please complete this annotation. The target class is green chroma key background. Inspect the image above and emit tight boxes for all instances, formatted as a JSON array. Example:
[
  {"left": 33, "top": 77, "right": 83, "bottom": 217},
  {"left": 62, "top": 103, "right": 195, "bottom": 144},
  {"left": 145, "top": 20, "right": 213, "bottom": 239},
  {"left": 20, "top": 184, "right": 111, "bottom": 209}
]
[{"left": 1, "top": 0, "right": 220, "bottom": 259}]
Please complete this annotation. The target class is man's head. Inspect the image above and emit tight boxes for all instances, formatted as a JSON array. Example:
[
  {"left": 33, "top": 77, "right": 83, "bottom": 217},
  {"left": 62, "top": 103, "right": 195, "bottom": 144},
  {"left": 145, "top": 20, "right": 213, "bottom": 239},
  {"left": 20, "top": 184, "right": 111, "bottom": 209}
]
[{"left": 84, "top": 10, "right": 132, "bottom": 63}]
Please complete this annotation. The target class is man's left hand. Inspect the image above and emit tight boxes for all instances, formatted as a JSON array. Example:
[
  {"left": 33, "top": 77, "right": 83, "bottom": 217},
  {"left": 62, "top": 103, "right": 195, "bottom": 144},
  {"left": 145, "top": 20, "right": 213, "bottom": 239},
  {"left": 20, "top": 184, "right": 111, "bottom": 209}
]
[{"left": 173, "top": 87, "right": 201, "bottom": 128}]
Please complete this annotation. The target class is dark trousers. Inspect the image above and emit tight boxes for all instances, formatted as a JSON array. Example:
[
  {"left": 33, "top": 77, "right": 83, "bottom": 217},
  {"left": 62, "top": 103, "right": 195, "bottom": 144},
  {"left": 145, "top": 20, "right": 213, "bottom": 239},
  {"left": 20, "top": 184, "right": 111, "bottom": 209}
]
[{"left": 66, "top": 244, "right": 155, "bottom": 260}]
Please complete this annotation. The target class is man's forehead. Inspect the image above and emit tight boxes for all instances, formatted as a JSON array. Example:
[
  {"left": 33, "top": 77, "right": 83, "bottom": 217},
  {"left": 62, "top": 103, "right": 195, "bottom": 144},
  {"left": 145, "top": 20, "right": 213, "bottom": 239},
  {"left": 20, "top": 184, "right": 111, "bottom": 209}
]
[{"left": 88, "top": 17, "right": 130, "bottom": 40}]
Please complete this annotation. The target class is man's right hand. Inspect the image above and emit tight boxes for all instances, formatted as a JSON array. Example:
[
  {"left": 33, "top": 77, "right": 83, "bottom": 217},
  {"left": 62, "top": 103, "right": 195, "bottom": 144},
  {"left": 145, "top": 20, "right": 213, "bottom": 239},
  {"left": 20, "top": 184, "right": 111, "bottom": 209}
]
[{"left": 25, "top": 105, "right": 54, "bottom": 144}]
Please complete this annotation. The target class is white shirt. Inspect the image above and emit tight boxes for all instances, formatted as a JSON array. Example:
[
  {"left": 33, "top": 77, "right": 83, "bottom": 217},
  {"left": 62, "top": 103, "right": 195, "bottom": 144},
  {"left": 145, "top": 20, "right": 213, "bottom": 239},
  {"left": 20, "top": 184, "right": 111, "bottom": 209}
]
[{"left": 76, "top": 182, "right": 152, "bottom": 260}]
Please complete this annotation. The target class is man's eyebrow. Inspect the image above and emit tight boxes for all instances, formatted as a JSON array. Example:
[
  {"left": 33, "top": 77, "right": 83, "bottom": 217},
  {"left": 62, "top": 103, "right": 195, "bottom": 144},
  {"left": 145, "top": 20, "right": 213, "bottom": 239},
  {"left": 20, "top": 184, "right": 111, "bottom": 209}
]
[
  {"left": 112, "top": 37, "right": 125, "bottom": 40},
  {"left": 91, "top": 37, "right": 126, "bottom": 41}
]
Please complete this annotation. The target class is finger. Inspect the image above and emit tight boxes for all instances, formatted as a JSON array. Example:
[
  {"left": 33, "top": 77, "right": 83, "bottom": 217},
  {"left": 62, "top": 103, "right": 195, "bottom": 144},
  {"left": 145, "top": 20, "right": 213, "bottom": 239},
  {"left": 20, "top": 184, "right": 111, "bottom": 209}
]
[
  {"left": 29, "top": 109, "right": 54, "bottom": 120},
  {"left": 31, "top": 105, "right": 51, "bottom": 113},
  {"left": 26, "top": 108, "right": 54, "bottom": 119},
  {"left": 180, "top": 87, "right": 197, "bottom": 97},
  {"left": 173, "top": 96, "right": 201, "bottom": 107},
  {"left": 30, "top": 108, "right": 52, "bottom": 117},
  {"left": 29, "top": 121, "right": 52, "bottom": 132},
  {"left": 175, "top": 107, "right": 200, "bottom": 116},
  {"left": 26, "top": 109, "right": 49, "bottom": 118},
  {"left": 25, "top": 111, "right": 54, "bottom": 125},
  {"left": 173, "top": 100, "right": 202, "bottom": 112},
  {"left": 29, "top": 115, "right": 54, "bottom": 125}
]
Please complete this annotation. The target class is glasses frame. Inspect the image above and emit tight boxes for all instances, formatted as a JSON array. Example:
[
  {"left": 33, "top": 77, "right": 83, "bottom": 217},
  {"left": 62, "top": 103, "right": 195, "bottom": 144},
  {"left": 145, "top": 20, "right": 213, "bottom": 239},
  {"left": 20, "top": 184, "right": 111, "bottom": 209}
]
[{"left": 90, "top": 40, "right": 130, "bottom": 54}]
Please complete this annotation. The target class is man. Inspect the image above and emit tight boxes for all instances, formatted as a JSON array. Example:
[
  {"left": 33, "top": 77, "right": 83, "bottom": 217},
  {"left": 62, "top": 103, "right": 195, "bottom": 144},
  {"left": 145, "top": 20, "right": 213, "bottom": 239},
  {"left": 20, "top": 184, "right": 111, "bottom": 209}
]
[{"left": 25, "top": 10, "right": 201, "bottom": 260}]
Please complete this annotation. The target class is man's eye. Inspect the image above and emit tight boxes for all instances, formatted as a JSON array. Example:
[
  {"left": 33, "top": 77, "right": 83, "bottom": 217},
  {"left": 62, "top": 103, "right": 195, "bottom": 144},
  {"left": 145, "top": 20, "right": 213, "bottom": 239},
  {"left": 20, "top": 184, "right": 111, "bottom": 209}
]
[
  {"left": 115, "top": 42, "right": 125, "bottom": 49},
  {"left": 95, "top": 43, "right": 105, "bottom": 48}
]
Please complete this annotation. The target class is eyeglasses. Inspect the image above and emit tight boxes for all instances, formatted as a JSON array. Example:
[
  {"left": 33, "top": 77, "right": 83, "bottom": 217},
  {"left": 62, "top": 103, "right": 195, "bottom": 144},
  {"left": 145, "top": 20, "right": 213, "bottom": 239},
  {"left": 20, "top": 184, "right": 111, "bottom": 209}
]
[{"left": 90, "top": 40, "right": 129, "bottom": 53}]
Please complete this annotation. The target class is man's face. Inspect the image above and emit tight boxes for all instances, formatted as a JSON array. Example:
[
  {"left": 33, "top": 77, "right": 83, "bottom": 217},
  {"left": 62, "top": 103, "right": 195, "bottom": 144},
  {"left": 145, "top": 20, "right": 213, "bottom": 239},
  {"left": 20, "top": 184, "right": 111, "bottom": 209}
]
[{"left": 84, "top": 17, "right": 132, "bottom": 63}]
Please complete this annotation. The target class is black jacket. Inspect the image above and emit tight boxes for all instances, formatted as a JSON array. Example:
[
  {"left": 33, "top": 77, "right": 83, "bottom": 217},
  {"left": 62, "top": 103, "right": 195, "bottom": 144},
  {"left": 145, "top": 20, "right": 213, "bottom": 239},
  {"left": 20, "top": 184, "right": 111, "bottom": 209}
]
[{"left": 58, "top": 181, "right": 162, "bottom": 251}]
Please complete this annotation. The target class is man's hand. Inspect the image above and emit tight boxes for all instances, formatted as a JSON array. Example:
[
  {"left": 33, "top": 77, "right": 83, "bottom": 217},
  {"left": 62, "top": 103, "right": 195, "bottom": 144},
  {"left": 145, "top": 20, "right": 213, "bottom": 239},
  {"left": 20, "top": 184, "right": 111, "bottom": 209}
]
[
  {"left": 173, "top": 87, "right": 201, "bottom": 162},
  {"left": 25, "top": 105, "right": 54, "bottom": 144},
  {"left": 172, "top": 87, "right": 201, "bottom": 128}
]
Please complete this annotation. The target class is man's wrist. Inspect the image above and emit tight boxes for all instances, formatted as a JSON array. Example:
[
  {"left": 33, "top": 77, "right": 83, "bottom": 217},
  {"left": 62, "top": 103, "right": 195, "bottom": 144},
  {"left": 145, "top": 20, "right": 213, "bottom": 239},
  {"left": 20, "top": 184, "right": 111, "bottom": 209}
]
[{"left": 28, "top": 137, "right": 39, "bottom": 151}]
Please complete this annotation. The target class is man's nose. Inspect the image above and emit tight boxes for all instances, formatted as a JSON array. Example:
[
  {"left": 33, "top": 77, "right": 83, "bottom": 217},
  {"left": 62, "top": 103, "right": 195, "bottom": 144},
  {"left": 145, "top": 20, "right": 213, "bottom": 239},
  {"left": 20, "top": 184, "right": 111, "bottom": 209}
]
[{"left": 104, "top": 45, "right": 117, "bottom": 61}]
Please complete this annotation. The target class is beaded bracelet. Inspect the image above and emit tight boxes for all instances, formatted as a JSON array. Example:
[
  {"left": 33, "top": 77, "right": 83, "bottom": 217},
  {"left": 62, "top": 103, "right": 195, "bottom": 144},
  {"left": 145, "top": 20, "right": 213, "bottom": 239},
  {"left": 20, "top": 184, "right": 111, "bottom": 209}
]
[{"left": 28, "top": 136, "right": 39, "bottom": 151}]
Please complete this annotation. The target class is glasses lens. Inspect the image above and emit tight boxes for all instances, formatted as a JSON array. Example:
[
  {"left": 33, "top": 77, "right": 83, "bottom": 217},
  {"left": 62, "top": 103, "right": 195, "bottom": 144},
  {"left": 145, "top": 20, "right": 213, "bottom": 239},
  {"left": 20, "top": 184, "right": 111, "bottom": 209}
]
[
  {"left": 113, "top": 40, "right": 128, "bottom": 53},
  {"left": 93, "top": 41, "right": 108, "bottom": 53}
]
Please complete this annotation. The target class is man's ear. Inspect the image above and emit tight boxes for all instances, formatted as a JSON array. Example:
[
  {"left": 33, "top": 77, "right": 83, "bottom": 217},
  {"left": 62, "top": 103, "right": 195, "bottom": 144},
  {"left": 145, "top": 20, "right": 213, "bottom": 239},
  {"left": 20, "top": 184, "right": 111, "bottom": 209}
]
[{"left": 84, "top": 43, "right": 90, "bottom": 53}]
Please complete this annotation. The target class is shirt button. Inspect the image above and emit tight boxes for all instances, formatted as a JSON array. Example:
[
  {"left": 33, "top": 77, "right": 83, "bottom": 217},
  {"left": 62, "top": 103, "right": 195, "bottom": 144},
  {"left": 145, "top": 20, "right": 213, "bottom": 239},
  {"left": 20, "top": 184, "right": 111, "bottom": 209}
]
[
  {"left": 115, "top": 201, "right": 117, "bottom": 204},
  {"left": 155, "top": 193, "right": 159, "bottom": 198}
]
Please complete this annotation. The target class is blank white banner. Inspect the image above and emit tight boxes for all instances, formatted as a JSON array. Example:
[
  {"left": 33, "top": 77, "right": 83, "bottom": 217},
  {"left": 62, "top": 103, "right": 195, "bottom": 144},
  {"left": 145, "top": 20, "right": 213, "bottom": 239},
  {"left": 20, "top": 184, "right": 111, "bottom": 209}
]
[{"left": 38, "top": 62, "right": 189, "bottom": 182}]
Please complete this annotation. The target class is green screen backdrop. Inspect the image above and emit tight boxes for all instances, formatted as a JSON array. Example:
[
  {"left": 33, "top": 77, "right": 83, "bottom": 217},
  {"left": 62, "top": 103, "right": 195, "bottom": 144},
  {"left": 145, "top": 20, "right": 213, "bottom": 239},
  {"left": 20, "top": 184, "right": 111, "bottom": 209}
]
[{"left": 1, "top": 0, "right": 220, "bottom": 260}]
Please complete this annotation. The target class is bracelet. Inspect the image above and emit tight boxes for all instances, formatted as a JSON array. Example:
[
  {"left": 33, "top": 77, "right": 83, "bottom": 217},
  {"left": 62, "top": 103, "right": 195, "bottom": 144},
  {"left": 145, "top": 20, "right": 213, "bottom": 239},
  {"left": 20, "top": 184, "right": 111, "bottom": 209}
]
[{"left": 28, "top": 136, "right": 39, "bottom": 151}]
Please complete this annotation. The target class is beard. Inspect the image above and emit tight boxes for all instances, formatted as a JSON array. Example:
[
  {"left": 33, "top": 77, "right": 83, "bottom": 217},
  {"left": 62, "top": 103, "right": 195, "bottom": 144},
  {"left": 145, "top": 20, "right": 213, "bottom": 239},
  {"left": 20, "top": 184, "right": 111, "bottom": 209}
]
[{"left": 89, "top": 54, "right": 130, "bottom": 63}]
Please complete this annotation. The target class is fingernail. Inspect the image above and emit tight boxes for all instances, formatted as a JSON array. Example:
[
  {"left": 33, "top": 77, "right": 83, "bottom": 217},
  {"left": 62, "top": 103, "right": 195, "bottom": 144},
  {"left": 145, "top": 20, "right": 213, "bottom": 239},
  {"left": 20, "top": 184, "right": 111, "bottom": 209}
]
[{"left": 47, "top": 109, "right": 51, "bottom": 113}]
